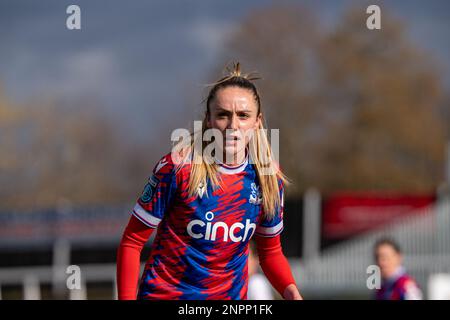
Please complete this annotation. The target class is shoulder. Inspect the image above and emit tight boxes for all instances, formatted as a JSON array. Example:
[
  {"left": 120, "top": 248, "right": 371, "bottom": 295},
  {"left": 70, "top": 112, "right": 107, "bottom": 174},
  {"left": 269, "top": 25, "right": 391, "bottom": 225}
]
[
  {"left": 152, "top": 150, "right": 192, "bottom": 174},
  {"left": 151, "top": 152, "right": 175, "bottom": 175},
  {"left": 396, "top": 274, "right": 423, "bottom": 300},
  {"left": 251, "top": 160, "right": 285, "bottom": 187},
  {"left": 149, "top": 152, "right": 184, "bottom": 185},
  {"left": 271, "top": 160, "right": 285, "bottom": 190},
  {"left": 396, "top": 274, "right": 417, "bottom": 287}
]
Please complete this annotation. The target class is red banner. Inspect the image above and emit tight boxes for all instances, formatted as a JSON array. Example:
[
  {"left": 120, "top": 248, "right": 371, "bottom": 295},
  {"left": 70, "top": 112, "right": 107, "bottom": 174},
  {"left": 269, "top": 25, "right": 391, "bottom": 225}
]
[{"left": 322, "top": 192, "right": 435, "bottom": 240}]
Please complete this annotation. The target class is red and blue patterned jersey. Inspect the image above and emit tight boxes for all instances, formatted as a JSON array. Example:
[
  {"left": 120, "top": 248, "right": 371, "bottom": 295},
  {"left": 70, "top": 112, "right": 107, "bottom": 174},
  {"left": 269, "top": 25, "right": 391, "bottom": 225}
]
[
  {"left": 131, "top": 152, "right": 284, "bottom": 300},
  {"left": 375, "top": 267, "right": 423, "bottom": 300}
]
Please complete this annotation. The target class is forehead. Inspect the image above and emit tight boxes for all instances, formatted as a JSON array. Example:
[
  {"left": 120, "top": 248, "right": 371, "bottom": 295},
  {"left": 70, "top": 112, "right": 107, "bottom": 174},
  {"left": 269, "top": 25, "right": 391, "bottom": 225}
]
[
  {"left": 376, "top": 244, "right": 398, "bottom": 255},
  {"left": 212, "top": 86, "right": 257, "bottom": 111}
]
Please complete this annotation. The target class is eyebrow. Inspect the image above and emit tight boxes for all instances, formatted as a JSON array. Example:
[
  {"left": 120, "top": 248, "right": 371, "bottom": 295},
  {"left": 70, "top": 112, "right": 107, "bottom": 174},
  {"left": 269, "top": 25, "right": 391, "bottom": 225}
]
[{"left": 215, "top": 106, "right": 252, "bottom": 113}]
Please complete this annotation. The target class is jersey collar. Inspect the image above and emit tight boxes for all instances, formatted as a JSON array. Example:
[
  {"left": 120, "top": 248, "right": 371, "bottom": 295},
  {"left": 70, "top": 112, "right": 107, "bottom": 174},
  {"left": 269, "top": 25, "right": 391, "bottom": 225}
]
[{"left": 215, "top": 150, "right": 249, "bottom": 175}]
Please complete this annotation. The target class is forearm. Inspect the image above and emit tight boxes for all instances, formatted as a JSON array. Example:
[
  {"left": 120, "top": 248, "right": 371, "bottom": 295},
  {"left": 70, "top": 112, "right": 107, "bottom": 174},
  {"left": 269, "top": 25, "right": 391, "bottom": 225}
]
[
  {"left": 255, "top": 234, "right": 299, "bottom": 299},
  {"left": 116, "top": 242, "right": 143, "bottom": 300},
  {"left": 116, "top": 215, "right": 154, "bottom": 300}
]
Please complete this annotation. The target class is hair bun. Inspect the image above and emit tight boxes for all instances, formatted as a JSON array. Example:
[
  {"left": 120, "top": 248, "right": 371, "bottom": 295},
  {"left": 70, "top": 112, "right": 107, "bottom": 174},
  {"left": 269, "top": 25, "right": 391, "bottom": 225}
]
[
  {"left": 226, "top": 61, "right": 261, "bottom": 81},
  {"left": 205, "top": 61, "right": 262, "bottom": 88},
  {"left": 227, "top": 61, "right": 242, "bottom": 77}
]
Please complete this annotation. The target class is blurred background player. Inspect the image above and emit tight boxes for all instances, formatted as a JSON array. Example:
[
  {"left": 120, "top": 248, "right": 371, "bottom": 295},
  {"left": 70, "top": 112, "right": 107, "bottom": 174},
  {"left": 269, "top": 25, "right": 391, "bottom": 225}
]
[
  {"left": 248, "top": 240, "right": 274, "bottom": 300},
  {"left": 374, "top": 238, "right": 423, "bottom": 300}
]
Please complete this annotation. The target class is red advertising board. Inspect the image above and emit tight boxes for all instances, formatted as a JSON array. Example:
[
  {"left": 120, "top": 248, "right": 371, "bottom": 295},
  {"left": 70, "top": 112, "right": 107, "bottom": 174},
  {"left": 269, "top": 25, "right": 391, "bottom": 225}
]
[{"left": 322, "top": 192, "right": 436, "bottom": 240}]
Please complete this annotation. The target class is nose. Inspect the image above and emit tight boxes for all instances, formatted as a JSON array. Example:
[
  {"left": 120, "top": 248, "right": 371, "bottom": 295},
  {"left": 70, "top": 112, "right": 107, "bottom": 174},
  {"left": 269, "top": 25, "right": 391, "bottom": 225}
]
[{"left": 228, "top": 114, "right": 239, "bottom": 130}]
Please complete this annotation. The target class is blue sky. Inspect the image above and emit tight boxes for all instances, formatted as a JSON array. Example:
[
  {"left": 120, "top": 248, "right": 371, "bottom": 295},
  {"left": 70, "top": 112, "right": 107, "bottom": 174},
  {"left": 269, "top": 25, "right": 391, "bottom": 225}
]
[{"left": 1, "top": 0, "right": 449, "bottom": 144}]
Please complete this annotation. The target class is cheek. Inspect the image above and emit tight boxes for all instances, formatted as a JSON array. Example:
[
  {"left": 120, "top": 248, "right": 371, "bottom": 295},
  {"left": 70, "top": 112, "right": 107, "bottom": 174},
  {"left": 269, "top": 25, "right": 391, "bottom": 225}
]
[
  {"left": 241, "top": 121, "right": 258, "bottom": 141},
  {"left": 384, "top": 257, "right": 396, "bottom": 268},
  {"left": 209, "top": 118, "right": 226, "bottom": 130},
  {"left": 236, "top": 118, "right": 255, "bottom": 133}
]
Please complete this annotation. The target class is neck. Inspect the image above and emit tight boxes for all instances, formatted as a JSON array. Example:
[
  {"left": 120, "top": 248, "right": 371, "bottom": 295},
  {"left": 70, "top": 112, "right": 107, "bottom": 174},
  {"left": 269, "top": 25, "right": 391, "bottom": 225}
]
[
  {"left": 222, "top": 148, "right": 247, "bottom": 167},
  {"left": 384, "top": 266, "right": 405, "bottom": 281}
]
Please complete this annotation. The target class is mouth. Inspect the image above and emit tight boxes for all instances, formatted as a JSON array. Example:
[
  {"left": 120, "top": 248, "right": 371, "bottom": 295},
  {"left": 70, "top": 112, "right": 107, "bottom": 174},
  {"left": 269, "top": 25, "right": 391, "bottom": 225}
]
[
  {"left": 225, "top": 135, "right": 240, "bottom": 141},
  {"left": 225, "top": 136, "right": 240, "bottom": 146}
]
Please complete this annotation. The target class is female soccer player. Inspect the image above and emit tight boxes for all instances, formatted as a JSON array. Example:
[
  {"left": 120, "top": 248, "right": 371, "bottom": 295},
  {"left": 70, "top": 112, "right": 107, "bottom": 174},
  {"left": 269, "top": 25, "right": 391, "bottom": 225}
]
[
  {"left": 374, "top": 238, "right": 422, "bottom": 300},
  {"left": 116, "top": 62, "right": 303, "bottom": 300}
]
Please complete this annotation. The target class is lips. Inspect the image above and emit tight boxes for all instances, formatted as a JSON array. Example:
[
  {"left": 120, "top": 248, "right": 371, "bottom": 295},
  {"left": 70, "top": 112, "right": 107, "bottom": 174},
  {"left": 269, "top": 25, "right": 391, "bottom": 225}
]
[
  {"left": 225, "top": 135, "right": 240, "bottom": 141},
  {"left": 225, "top": 137, "right": 239, "bottom": 146}
]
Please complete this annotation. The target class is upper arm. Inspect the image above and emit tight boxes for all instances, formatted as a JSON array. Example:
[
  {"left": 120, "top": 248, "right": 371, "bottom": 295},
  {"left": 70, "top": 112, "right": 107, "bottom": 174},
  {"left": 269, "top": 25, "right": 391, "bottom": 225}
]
[
  {"left": 132, "top": 153, "right": 177, "bottom": 229},
  {"left": 255, "top": 178, "right": 284, "bottom": 238}
]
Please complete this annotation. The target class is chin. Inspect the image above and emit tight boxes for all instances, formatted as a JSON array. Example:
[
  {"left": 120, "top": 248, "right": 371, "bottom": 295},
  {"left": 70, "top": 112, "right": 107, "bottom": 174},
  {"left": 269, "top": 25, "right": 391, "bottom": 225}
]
[
  {"left": 225, "top": 145, "right": 247, "bottom": 155},
  {"left": 223, "top": 145, "right": 237, "bottom": 155},
  {"left": 380, "top": 270, "right": 391, "bottom": 279}
]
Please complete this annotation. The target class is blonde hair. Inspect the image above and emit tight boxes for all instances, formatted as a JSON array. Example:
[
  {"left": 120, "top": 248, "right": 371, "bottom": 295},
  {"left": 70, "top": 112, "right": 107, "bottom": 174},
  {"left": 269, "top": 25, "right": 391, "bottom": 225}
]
[{"left": 173, "top": 62, "right": 290, "bottom": 220}]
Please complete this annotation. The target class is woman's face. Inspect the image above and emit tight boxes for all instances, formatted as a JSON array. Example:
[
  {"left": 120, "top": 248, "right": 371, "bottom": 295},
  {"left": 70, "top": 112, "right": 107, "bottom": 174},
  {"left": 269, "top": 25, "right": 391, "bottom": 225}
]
[
  {"left": 207, "top": 86, "right": 262, "bottom": 161},
  {"left": 375, "top": 244, "right": 402, "bottom": 279}
]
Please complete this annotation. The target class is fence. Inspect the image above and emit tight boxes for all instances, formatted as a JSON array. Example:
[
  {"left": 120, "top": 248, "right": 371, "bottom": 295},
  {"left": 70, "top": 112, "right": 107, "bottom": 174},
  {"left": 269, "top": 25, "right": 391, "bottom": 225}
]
[
  {"left": 1, "top": 196, "right": 449, "bottom": 299},
  {"left": 291, "top": 194, "right": 450, "bottom": 298}
]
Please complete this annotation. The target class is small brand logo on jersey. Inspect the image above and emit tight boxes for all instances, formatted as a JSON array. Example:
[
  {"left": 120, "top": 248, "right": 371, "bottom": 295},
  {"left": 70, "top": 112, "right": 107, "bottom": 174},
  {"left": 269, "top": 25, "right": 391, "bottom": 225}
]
[
  {"left": 187, "top": 211, "right": 256, "bottom": 242},
  {"left": 155, "top": 158, "right": 168, "bottom": 173},
  {"left": 249, "top": 183, "right": 262, "bottom": 205},
  {"left": 139, "top": 174, "right": 159, "bottom": 203}
]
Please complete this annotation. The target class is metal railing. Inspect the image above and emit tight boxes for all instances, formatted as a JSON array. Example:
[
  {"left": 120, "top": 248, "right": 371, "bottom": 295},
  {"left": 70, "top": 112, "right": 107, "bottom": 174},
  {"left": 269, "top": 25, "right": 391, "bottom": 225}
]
[
  {"left": 1, "top": 198, "right": 449, "bottom": 299},
  {"left": 291, "top": 196, "right": 450, "bottom": 298},
  {"left": 0, "top": 262, "right": 150, "bottom": 300}
]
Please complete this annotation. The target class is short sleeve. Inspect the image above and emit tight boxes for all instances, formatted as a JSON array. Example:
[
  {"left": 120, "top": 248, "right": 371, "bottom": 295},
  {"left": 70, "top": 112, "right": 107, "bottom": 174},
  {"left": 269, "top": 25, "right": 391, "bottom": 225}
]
[
  {"left": 132, "top": 153, "right": 177, "bottom": 229},
  {"left": 255, "top": 178, "right": 284, "bottom": 237}
]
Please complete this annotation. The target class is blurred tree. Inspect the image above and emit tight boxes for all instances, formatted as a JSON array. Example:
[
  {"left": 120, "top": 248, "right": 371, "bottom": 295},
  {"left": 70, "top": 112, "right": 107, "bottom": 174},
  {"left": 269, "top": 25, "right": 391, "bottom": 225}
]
[
  {"left": 315, "top": 9, "right": 446, "bottom": 193},
  {"left": 0, "top": 89, "right": 151, "bottom": 210},
  {"left": 219, "top": 4, "right": 448, "bottom": 195}
]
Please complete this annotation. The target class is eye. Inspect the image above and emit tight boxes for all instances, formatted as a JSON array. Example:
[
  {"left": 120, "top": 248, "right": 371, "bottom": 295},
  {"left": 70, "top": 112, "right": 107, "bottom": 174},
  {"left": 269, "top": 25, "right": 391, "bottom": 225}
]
[
  {"left": 217, "top": 112, "right": 228, "bottom": 118},
  {"left": 238, "top": 113, "right": 250, "bottom": 119}
]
